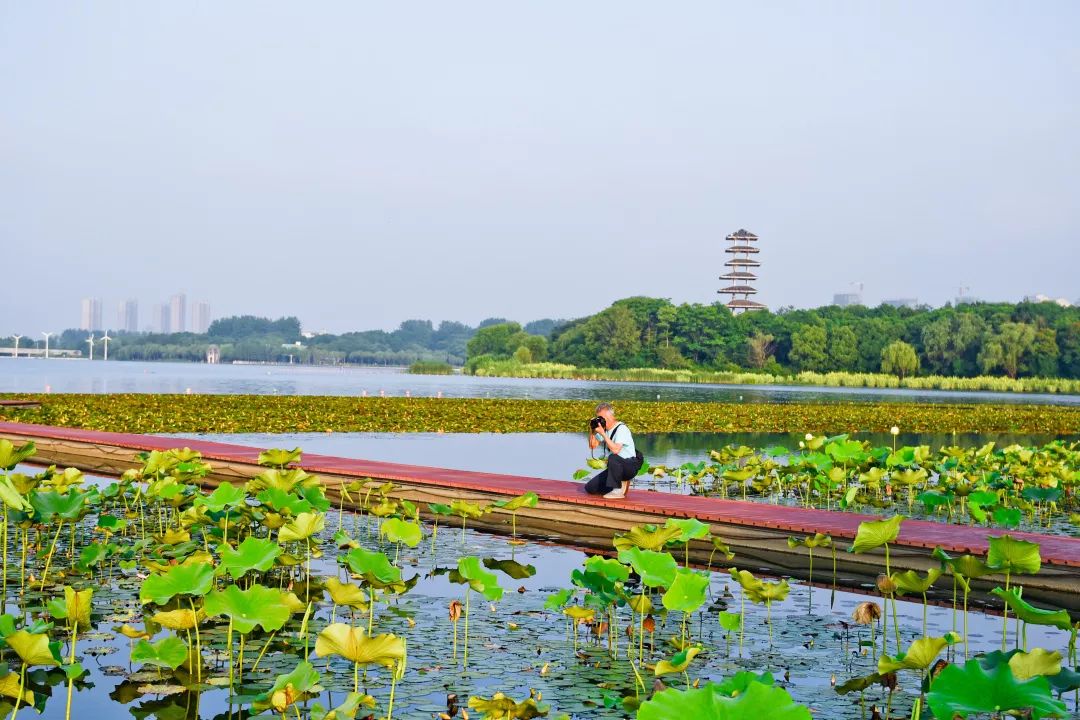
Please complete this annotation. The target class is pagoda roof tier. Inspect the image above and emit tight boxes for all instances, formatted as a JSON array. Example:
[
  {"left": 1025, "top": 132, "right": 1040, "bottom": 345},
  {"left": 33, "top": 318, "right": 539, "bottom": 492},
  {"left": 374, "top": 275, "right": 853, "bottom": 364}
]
[
  {"left": 718, "top": 285, "right": 758, "bottom": 295},
  {"left": 724, "top": 258, "right": 761, "bottom": 267},
  {"left": 725, "top": 229, "right": 759, "bottom": 241},
  {"left": 720, "top": 271, "right": 757, "bottom": 280},
  {"left": 725, "top": 299, "right": 768, "bottom": 310},
  {"left": 724, "top": 245, "right": 760, "bottom": 254}
]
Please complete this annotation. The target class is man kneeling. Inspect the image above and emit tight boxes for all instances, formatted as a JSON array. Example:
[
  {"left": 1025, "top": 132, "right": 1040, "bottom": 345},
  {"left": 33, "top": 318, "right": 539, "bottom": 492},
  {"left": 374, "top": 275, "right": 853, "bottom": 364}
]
[{"left": 584, "top": 402, "right": 643, "bottom": 499}]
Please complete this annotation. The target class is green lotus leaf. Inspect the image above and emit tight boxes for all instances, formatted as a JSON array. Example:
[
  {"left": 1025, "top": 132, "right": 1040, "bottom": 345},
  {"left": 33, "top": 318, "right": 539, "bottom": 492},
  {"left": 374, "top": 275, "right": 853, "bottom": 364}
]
[
  {"left": 637, "top": 678, "right": 811, "bottom": 720},
  {"left": 629, "top": 594, "right": 653, "bottom": 614},
  {"left": 586, "top": 458, "right": 607, "bottom": 470},
  {"left": 451, "top": 500, "right": 489, "bottom": 519},
  {"left": 249, "top": 467, "right": 317, "bottom": 494},
  {"left": 663, "top": 517, "right": 711, "bottom": 543},
  {"left": 218, "top": 536, "right": 282, "bottom": 580},
  {"left": 427, "top": 503, "right": 453, "bottom": 516},
  {"left": 5, "top": 630, "right": 62, "bottom": 666},
  {"left": 718, "top": 612, "right": 742, "bottom": 632},
  {"left": 380, "top": 518, "right": 423, "bottom": 548},
  {"left": 932, "top": 548, "right": 993, "bottom": 579},
  {"left": 458, "top": 556, "right": 504, "bottom": 601},
  {"left": 918, "top": 491, "right": 952, "bottom": 510},
  {"left": 583, "top": 556, "right": 631, "bottom": 583},
  {"left": 483, "top": 558, "right": 537, "bottom": 580},
  {"left": 1008, "top": 649, "right": 1063, "bottom": 681},
  {"left": 309, "top": 691, "right": 377, "bottom": 720},
  {"left": 617, "top": 547, "right": 677, "bottom": 588},
  {"left": 1047, "top": 666, "right": 1080, "bottom": 695},
  {"left": 203, "top": 584, "right": 292, "bottom": 634},
  {"left": 257, "top": 487, "right": 312, "bottom": 516},
  {"left": 714, "top": 670, "right": 775, "bottom": 696},
  {"left": 827, "top": 439, "right": 866, "bottom": 464},
  {"left": 0, "top": 439, "right": 35, "bottom": 471},
  {"left": 993, "top": 507, "right": 1021, "bottom": 529},
  {"left": 835, "top": 672, "right": 890, "bottom": 695},
  {"left": 325, "top": 577, "right": 369, "bottom": 610},
  {"left": 314, "top": 623, "right": 405, "bottom": 671},
  {"left": 927, "top": 658, "right": 1067, "bottom": 720},
  {"left": 140, "top": 563, "right": 215, "bottom": 605},
  {"left": 49, "top": 586, "right": 93, "bottom": 632},
  {"left": 278, "top": 512, "right": 326, "bottom": 543},
  {"left": 543, "top": 588, "right": 573, "bottom": 611},
  {"left": 0, "top": 668, "right": 34, "bottom": 705},
  {"left": 572, "top": 469, "right": 590, "bottom": 481},
  {"left": 29, "top": 490, "right": 86, "bottom": 522},
  {"left": 662, "top": 568, "right": 709, "bottom": 613},
  {"left": 298, "top": 485, "right": 332, "bottom": 513},
  {"left": 989, "top": 587, "right": 1073, "bottom": 631},
  {"left": 344, "top": 548, "right": 401, "bottom": 586},
  {"left": 96, "top": 514, "right": 126, "bottom": 532},
  {"left": 130, "top": 635, "right": 189, "bottom": 671},
  {"left": 257, "top": 447, "right": 302, "bottom": 468},
  {"left": 0, "top": 477, "right": 30, "bottom": 512},
  {"left": 1022, "top": 486, "right": 1062, "bottom": 504},
  {"left": 194, "top": 482, "right": 247, "bottom": 512},
  {"left": 467, "top": 691, "right": 549, "bottom": 719},
  {"left": 891, "top": 567, "right": 942, "bottom": 595},
  {"left": 878, "top": 636, "right": 948, "bottom": 674},
  {"left": 494, "top": 492, "right": 539, "bottom": 511},
  {"left": 254, "top": 659, "right": 323, "bottom": 713},
  {"left": 728, "top": 567, "right": 763, "bottom": 592},
  {"left": 562, "top": 606, "right": 595, "bottom": 623},
  {"left": 849, "top": 515, "right": 904, "bottom": 554},
  {"left": 987, "top": 534, "right": 1042, "bottom": 575},
  {"left": 613, "top": 525, "right": 682, "bottom": 552},
  {"left": 654, "top": 645, "right": 702, "bottom": 676},
  {"left": 745, "top": 578, "right": 790, "bottom": 604}
]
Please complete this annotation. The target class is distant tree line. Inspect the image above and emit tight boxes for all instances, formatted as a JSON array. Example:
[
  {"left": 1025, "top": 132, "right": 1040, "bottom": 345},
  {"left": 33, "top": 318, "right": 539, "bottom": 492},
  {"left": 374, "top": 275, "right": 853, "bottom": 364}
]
[{"left": 466, "top": 298, "right": 1080, "bottom": 380}]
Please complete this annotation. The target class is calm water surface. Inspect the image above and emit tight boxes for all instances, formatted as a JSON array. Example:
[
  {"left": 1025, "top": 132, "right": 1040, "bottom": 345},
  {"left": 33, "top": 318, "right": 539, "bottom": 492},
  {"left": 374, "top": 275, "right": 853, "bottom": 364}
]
[{"left": 3, "top": 357, "right": 1079, "bottom": 405}]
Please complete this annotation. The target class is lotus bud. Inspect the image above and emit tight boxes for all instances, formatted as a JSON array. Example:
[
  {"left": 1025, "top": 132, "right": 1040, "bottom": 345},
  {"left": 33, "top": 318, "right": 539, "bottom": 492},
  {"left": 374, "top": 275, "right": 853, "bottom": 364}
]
[
  {"left": 448, "top": 600, "right": 462, "bottom": 623},
  {"left": 852, "top": 601, "right": 882, "bottom": 625},
  {"left": 799, "top": 441, "right": 805, "bottom": 449},
  {"left": 876, "top": 574, "right": 898, "bottom": 595},
  {"left": 890, "top": 426, "right": 900, "bottom": 435},
  {"left": 805, "top": 433, "right": 814, "bottom": 441}
]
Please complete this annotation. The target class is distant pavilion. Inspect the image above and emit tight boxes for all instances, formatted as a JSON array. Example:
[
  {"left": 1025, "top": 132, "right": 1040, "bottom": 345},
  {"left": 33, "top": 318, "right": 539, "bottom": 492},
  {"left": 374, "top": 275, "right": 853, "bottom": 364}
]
[{"left": 719, "top": 229, "right": 766, "bottom": 313}]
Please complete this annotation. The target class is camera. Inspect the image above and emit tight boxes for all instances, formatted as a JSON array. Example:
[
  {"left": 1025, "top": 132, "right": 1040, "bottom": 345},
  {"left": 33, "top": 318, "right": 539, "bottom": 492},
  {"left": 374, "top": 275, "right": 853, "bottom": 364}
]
[{"left": 589, "top": 415, "right": 607, "bottom": 431}]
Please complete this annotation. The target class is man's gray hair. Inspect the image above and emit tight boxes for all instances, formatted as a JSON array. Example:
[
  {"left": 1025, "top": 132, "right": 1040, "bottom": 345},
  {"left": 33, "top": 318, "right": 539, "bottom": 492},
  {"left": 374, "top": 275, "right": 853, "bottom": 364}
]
[{"left": 595, "top": 402, "right": 614, "bottom": 415}]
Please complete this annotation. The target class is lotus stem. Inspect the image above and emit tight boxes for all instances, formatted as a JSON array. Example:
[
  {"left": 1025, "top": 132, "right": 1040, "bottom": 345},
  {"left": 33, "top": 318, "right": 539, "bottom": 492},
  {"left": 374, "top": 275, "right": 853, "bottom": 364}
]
[
  {"left": 387, "top": 663, "right": 399, "bottom": 720},
  {"left": 39, "top": 520, "right": 65, "bottom": 592},
  {"left": 8, "top": 663, "right": 26, "bottom": 720},
  {"left": 353, "top": 659, "right": 359, "bottom": 693},
  {"left": 188, "top": 597, "right": 202, "bottom": 683},
  {"left": 64, "top": 626, "right": 77, "bottom": 720},
  {"left": 227, "top": 619, "right": 234, "bottom": 689},
  {"left": 808, "top": 547, "right": 814, "bottom": 614},
  {"left": 249, "top": 630, "right": 277, "bottom": 673},
  {"left": 299, "top": 603, "right": 313, "bottom": 661},
  {"left": 463, "top": 587, "right": 471, "bottom": 668},
  {"left": 1001, "top": 572, "right": 1010, "bottom": 651},
  {"left": 2, "top": 511, "right": 8, "bottom": 607}
]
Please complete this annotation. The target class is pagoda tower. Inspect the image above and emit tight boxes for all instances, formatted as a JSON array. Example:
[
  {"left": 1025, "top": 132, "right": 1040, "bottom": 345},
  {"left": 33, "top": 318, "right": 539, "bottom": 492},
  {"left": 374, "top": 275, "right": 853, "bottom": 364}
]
[{"left": 719, "top": 229, "right": 765, "bottom": 313}]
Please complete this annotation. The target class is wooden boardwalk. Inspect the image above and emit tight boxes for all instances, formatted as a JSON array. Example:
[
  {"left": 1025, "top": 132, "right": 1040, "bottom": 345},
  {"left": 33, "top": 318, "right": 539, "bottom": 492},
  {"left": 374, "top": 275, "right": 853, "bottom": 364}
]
[{"left": 2, "top": 420, "right": 1079, "bottom": 611}]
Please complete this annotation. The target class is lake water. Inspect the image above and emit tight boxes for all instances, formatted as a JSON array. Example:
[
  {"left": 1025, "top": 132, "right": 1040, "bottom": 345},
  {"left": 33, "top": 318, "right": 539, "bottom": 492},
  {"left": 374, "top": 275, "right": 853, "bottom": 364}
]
[{"left": 3, "top": 357, "right": 1078, "bottom": 405}]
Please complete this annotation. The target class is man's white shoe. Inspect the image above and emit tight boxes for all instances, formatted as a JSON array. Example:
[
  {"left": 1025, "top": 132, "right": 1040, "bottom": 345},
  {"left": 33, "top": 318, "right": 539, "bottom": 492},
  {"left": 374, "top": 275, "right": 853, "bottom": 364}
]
[{"left": 603, "top": 488, "right": 626, "bottom": 499}]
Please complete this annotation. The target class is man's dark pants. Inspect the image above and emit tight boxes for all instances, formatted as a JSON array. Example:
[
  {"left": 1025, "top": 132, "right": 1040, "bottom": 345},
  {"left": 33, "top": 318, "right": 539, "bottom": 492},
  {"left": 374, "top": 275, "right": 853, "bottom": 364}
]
[{"left": 584, "top": 453, "right": 642, "bottom": 495}]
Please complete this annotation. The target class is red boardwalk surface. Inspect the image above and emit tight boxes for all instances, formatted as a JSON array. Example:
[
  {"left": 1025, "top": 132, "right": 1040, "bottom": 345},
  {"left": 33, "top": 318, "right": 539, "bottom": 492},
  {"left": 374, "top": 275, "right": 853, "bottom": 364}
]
[{"left": 3, "top": 421, "right": 1079, "bottom": 566}]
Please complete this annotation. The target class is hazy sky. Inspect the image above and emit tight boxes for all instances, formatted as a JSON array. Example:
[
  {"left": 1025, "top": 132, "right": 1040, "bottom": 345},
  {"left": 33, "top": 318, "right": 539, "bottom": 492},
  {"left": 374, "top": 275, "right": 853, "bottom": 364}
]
[{"left": 1, "top": 2, "right": 1077, "bottom": 335}]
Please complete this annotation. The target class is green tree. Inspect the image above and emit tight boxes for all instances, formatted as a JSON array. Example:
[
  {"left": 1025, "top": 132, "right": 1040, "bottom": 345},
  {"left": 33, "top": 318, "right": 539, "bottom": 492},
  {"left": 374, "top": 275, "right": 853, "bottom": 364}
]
[
  {"left": 788, "top": 325, "right": 828, "bottom": 372},
  {"left": 656, "top": 304, "right": 678, "bottom": 348},
  {"left": 466, "top": 322, "right": 522, "bottom": 359},
  {"left": 921, "top": 313, "right": 986, "bottom": 376},
  {"left": 1058, "top": 322, "right": 1080, "bottom": 378},
  {"left": 827, "top": 325, "right": 859, "bottom": 371},
  {"left": 584, "top": 305, "right": 642, "bottom": 368},
  {"left": 520, "top": 335, "right": 547, "bottom": 362},
  {"left": 880, "top": 340, "right": 919, "bottom": 379},
  {"left": 978, "top": 322, "right": 1036, "bottom": 378},
  {"left": 746, "top": 332, "right": 776, "bottom": 369},
  {"left": 1022, "top": 327, "right": 1059, "bottom": 378},
  {"left": 512, "top": 345, "right": 533, "bottom": 364}
]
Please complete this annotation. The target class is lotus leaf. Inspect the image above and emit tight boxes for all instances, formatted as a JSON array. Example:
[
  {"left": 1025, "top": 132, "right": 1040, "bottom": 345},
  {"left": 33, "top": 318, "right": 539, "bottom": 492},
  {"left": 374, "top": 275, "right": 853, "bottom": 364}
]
[
  {"left": 152, "top": 608, "right": 204, "bottom": 631},
  {"left": 344, "top": 548, "right": 402, "bottom": 586},
  {"left": 314, "top": 624, "right": 405, "bottom": 671},
  {"left": 5, "top": 630, "right": 61, "bottom": 666},
  {"left": 714, "top": 670, "right": 776, "bottom": 696},
  {"left": 617, "top": 547, "right": 677, "bottom": 588},
  {"left": 877, "top": 636, "right": 948, "bottom": 673},
  {"left": 140, "top": 563, "right": 215, "bottom": 605},
  {"left": 47, "top": 586, "right": 93, "bottom": 632},
  {"left": 194, "top": 482, "right": 246, "bottom": 512},
  {"left": 0, "top": 477, "right": 30, "bottom": 511},
  {"left": 450, "top": 500, "right": 488, "bottom": 519},
  {"left": 458, "top": 556, "right": 504, "bottom": 601},
  {"left": 380, "top": 518, "right": 423, "bottom": 548},
  {"left": 325, "top": 577, "right": 369, "bottom": 610},
  {"left": 662, "top": 568, "right": 709, "bottom": 613},
  {"left": 932, "top": 548, "right": 993, "bottom": 579},
  {"left": 130, "top": 635, "right": 189, "bottom": 671},
  {"left": 257, "top": 487, "right": 313, "bottom": 516},
  {"left": 849, "top": 515, "right": 903, "bottom": 554},
  {"left": 309, "top": 692, "right": 377, "bottom": 720},
  {"left": 218, "top": 536, "right": 282, "bottom": 579},
  {"left": 1008, "top": 649, "right": 1063, "bottom": 681},
  {"left": 467, "top": 691, "right": 549, "bottom": 719},
  {"left": 637, "top": 678, "right": 811, "bottom": 720},
  {"left": 562, "top": 606, "right": 595, "bottom": 624},
  {"left": 891, "top": 567, "right": 942, "bottom": 595},
  {"left": 663, "top": 517, "right": 711, "bottom": 543},
  {"left": 987, "top": 534, "right": 1042, "bottom": 575},
  {"left": 543, "top": 588, "right": 573, "bottom": 611},
  {"left": 203, "top": 584, "right": 292, "bottom": 634},
  {"left": 483, "top": 558, "right": 537, "bottom": 580},
  {"left": 494, "top": 492, "right": 539, "bottom": 511},
  {"left": 728, "top": 568, "right": 763, "bottom": 592},
  {"left": 927, "top": 658, "right": 1067, "bottom": 720},
  {"left": 279, "top": 512, "right": 326, "bottom": 543},
  {"left": 718, "top": 612, "right": 741, "bottom": 632},
  {"left": 612, "top": 525, "right": 682, "bottom": 552},
  {"left": 745, "top": 578, "right": 790, "bottom": 604},
  {"left": 428, "top": 503, "right": 453, "bottom": 516},
  {"left": 255, "top": 659, "right": 323, "bottom": 713},
  {"left": 0, "top": 440, "right": 35, "bottom": 471},
  {"left": 583, "top": 556, "right": 630, "bottom": 583},
  {"left": 0, "top": 669, "right": 34, "bottom": 705},
  {"left": 654, "top": 645, "right": 702, "bottom": 676},
  {"left": 258, "top": 447, "right": 302, "bottom": 468},
  {"left": 989, "top": 588, "right": 1073, "bottom": 631}
]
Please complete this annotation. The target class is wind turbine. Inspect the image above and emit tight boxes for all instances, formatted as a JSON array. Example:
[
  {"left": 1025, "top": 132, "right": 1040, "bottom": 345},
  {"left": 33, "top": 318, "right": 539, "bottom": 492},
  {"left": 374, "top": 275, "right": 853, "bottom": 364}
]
[
  {"left": 42, "top": 332, "right": 52, "bottom": 359},
  {"left": 87, "top": 334, "right": 95, "bottom": 361},
  {"left": 11, "top": 335, "right": 21, "bottom": 358},
  {"left": 100, "top": 331, "right": 111, "bottom": 361}
]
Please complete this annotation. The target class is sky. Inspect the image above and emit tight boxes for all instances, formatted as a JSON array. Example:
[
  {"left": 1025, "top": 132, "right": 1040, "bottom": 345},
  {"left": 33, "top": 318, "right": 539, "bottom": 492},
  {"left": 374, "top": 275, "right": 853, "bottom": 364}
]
[{"left": 1, "top": 2, "right": 1078, "bottom": 335}]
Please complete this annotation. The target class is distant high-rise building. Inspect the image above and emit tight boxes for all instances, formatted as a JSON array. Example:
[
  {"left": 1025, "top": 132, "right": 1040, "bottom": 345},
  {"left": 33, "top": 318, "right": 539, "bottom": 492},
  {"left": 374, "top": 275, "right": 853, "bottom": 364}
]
[
  {"left": 154, "top": 304, "right": 170, "bottom": 334},
  {"left": 718, "top": 229, "right": 765, "bottom": 314},
  {"left": 192, "top": 302, "right": 212, "bottom": 334},
  {"left": 833, "top": 293, "right": 862, "bottom": 307},
  {"left": 169, "top": 293, "right": 187, "bottom": 333},
  {"left": 883, "top": 298, "right": 919, "bottom": 309},
  {"left": 80, "top": 298, "right": 102, "bottom": 331},
  {"left": 118, "top": 299, "right": 139, "bottom": 332}
]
